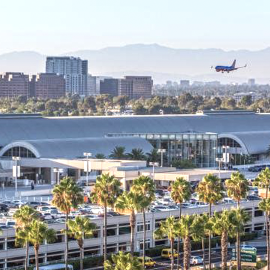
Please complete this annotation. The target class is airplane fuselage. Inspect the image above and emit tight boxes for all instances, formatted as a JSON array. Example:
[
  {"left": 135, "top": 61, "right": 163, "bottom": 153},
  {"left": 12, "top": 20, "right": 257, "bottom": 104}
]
[{"left": 215, "top": 65, "right": 237, "bottom": 73}]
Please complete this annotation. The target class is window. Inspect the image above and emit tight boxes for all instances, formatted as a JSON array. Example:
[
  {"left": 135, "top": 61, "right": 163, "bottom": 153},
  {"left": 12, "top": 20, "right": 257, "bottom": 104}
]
[
  {"left": 137, "top": 221, "right": 150, "bottom": 232},
  {"left": 3, "top": 147, "right": 36, "bottom": 158},
  {"left": 139, "top": 239, "right": 151, "bottom": 250},
  {"left": 254, "top": 207, "right": 264, "bottom": 217},
  {"left": 107, "top": 224, "right": 117, "bottom": 236},
  {"left": 155, "top": 218, "right": 166, "bottom": 229},
  {"left": 119, "top": 223, "right": 131, "bottom": 235}
]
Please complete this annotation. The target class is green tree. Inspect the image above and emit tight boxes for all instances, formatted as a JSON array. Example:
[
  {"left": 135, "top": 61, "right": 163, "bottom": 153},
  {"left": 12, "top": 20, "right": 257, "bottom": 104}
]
[
  {"left": 95, "top": 153, "right": 106, "bottom": 159},
  {"left": 210, "top": 210, "right": 234, "bottom": 270},
  {"left": 67, "top": 216, "right": 96, "bottom": 270},
  {"left": 230, "top": 208, "right": 251, "bottom": 270},
  {"left": 197, "top": 174, "right": 223, "bottom": 270},
  {"left": 13, "top": 205, "right": 40, "bottom": 270},
  {"left": 225, "top": 172, "right": 249, "bottom": 270},
  {"left": 128, "top": 148, "right": 146, "bottom": 160},
  {"left": 24, "top": 220, "right": 55, "bottom": 270},
  {"left": 115, "top": 191, "right": 142, "bottom": 255},
  {"left": 146, "top": 148, "right": 159, "bottom": 163},
  {"left": 131, "top": 176, "right": 155, "bottom": 268},
  {"left": 259, "top": 198, "right": 270, "bottom": 270},
  {"left": 179, "top": 215, "right": 195, "bottom": 270},
  {"left": 154, "top": 216, "right": 179, "bottom": 270},
  {"left": 91, "top": 173, "right": 121, "bottom": 262},
  {"left": 171, "top": 177, "right": 192, "bottom": 268},
  {"left": 104, "top": 251, "right": 143, "bottom": 270},
  {"left": 52, "top": 177, "right": 84, "bottom": 270},
  {"left": 109, "top": 146, "right": 127, "bottom": 159},
  {"left": 192, "top": 214, "right": 210, "bottom": 270},
  {"left": 254, "top": 168, "right": 270, "bottom": 270}
]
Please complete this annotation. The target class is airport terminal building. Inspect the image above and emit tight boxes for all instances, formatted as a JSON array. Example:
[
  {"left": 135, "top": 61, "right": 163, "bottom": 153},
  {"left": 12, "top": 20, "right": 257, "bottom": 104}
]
[{"left": 0, "top": 110, "right": 270, "bottom": 183}]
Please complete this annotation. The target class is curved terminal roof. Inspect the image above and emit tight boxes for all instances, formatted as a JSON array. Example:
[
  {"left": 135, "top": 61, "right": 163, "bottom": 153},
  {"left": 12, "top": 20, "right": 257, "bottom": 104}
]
[
  {"left": 0, "top": 137, "right": 153, "bottom": 159},
  {"left": 0, "top": 111, "right": 270, "bottom": 155}
]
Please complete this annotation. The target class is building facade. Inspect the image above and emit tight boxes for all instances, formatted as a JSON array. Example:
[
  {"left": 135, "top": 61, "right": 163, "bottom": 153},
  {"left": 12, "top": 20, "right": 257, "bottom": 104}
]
[
  {"left": 86, "top": 75, "right": 97, "bottom": 96},
  {"left": 118, "top": 76, "right": 153, "bottom": 99},
  {"left": 0, "top": 73, "right": 30, "bottom": 98},
  {"left": 100, "top": 78, "right": 119, "bottom": 96},
  {"left": 46, "top": 57, "right": 88, "bottom": 96},
  {"left": 30, "top": 73, "right": 65, "bottom": 99},
  {"left": 0, "top": 201, "right": 263, "bottom": 269}
]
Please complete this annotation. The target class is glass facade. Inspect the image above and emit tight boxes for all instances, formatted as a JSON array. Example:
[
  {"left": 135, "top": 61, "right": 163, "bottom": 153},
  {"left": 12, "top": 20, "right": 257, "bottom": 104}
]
[
  {"left": 3, "top": 147, "right": 36, "bottom": 158},
  {"left": 107, "top": 132, "right": 218, "bottom": 168}
]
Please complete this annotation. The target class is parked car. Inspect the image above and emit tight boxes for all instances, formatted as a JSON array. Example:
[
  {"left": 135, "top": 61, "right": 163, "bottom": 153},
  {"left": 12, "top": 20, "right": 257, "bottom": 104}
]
[
  {"left": 190, "top": 256, "right": 203, "bottom": 265},
  {"left": 161, "top": 249, "right": 178, "bottom": 259},
  {"left": 138, "top": 256, "right": 156, "bottom": 268}
]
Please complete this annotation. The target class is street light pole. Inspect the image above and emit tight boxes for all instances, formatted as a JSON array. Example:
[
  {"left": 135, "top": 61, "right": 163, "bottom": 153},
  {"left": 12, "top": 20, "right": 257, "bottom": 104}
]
[
  {"left": 53, "top": 168, "right": 64, "bottom": 185},
  {"left": 158, "top": 149, "right": 166, "bottom": 167},
  {"left": 83, "top": 152, "right": 92, "bottom": 186},
  {"left": 149, "top": 162, "right": 159, "bottom": 182},
  {"left": 12, "top": 157, "right": 21, "bottom": 196}
]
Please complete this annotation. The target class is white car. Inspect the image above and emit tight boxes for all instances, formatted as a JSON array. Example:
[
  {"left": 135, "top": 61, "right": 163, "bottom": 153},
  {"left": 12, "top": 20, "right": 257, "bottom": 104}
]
[{"left": 190, "top": 256, "right": 203, "bottom": 265}]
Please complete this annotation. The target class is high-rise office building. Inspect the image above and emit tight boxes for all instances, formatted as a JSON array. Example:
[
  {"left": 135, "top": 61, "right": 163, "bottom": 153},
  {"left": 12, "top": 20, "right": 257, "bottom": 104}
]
[
  {"left": 180, "top": 80, "right": 190, "bottom": 87},
  {"left": 86, "top": 75, "right": 97, "bottom": 96},
  {"left": 0, "top": 72, "right": 30, "bottom": 98},
  {"left": 46, "top": 56, "right": 88, "bottom": 96},
  {"left": 248, "top": 78, "right": 256, "bottom": 86},
  {"left": 30, "top": 73, "right": 65, "bottom": 99},
  {"left": 118, "top": 76, "right": 153, "bottom": 99},
  {"left": 100, "top": 78, "right": 119, "bottom": 97}
]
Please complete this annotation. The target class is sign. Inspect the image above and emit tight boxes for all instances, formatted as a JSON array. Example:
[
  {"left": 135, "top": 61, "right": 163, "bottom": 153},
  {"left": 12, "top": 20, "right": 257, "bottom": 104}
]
[
  {"left": 12, "top": 166, "right": 20, "bottom": 178},
  {"left": 232, "top": 246, "right": 257, "bottom": 265}
]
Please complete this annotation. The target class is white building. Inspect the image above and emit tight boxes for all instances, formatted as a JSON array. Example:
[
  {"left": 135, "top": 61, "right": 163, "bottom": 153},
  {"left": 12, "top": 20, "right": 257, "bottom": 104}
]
[{"left": 46, "top": 57, "right": 88, "bottom": 96}]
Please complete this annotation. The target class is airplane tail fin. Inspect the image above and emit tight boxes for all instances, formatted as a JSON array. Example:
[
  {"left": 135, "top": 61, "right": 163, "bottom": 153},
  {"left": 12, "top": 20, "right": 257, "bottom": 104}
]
[{"left": 232, "top": 59, "right": 236, "bottom": 68}]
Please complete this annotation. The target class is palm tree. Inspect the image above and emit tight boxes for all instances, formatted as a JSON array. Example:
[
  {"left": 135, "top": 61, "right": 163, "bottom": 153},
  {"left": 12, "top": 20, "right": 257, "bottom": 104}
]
[
  {"left": 131, "top": 176, "right": 155, "bottom": 268},
  {"left": 229, "top": 208, "right": 250, "bottom": 270},
  {"left": 104, "top": 251, "right": 143, "bottom": 270},
  {"left": 225, "top": 172, "right": 249, "bottom": 270},
  {"left": 192, "top": 213, "right": 209, "bottom": 270},
  {"left": 95, "top": 153, "right": 106, "bottom": 159},
  {"left": 115, "top": 191, "right": 142, "bottom": 255},
  {"left": 254, "top": 168, "right": 270, "bottom": 270},
  {"left": 147, "top": 148, "right": 159, "bottom": 163},
  {"left": 24, "top": 220, "right": 55, "bottom": 270},
  {"left": 179, "top": 214, "right": 195, "bottom": 270},
  {"left": 197, "top": 174, "right": 223, "bottom": 270},
  {"left": 259, "top": 198, "right": 270, "bottom": 270},
  {"left": 109, "top": 146, "right": 126, "bottom": 159},
  {"left": 91, "top": 173, "right": 121, "bottom": 262},
  {"left": 171, "top": 177, "right": 192, "bottom": 268},
  {"left": 52, "top": 177, "right": 84, "bottom": 270},
  {"left": 154, "top": 216, "right": 179, "bottom": 270},
  {"left": 128, "top": 148, "right": 146, "bottom": 160},
  {"left": 13, "top": 205, "right": 40, "bottom": 270},
  {"left": 67, "top": 216, "right": 96, "bottom": 270},
  {"left": 210, "top": 210, "right": 234, "bottom": 270}
]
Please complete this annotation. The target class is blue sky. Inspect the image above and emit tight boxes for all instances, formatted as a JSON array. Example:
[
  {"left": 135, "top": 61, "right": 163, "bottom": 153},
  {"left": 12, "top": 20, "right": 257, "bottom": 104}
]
[{"left": 1, "top": 0, "right": 270, "bottom": 54}]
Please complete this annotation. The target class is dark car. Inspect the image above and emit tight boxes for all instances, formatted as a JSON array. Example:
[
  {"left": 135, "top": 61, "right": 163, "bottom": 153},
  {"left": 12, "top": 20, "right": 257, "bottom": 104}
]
[{"left": 0, "top": 203, "right": 9, "bottom": 212}]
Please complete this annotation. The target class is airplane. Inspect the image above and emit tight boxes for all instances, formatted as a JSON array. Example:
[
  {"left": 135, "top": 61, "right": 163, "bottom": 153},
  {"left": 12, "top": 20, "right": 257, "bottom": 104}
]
[{"left": 212, "top": 60, "right": 247, "bottom": 73}]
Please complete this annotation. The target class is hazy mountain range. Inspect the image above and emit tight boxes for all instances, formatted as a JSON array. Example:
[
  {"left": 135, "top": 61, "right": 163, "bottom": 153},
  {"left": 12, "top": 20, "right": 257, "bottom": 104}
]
[{"left": 0, "top": 44, "right": 270, "bottom": 84}]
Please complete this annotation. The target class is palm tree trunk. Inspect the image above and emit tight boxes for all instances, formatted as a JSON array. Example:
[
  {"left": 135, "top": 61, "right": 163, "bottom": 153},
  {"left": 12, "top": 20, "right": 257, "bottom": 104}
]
[
  {"left": 25, "top": 241, "right": 29, "bottom": 270},
  {"left": 130, "top": 210, "right": 136, "bottom": 256},
  {"left": 80, "top": 246, "right": 83, "bottom": 270},
  {"left": 209, "top": 203, "right": 212, "bottom": 270},
  {"left": 104, "top": 202, "right": 108, "bottom": 262},
  {"left": 183, "top": 236, "right": 190, "bottom": 270},
  {"left": 267, "top": 211, "right": 270, "bottom": 270},
  {"left": 202, "top": 238, "right": 206, "bottom": 270},
  {"left": 65, "top": 213, "right": 69, "bottom": 270},
  {"left": 177, "top": 204, "right": 182, "bottom": 269},
  {"left": 237, "top": 200, "right": 241, "bottom": 270},
  {"left": 142, "top": 209, "right": 146, "bottom": 268},
  {"left": 221, "top": 231, "right": 228, "bottom": 270},
  {"left": 171, "top": 238, "right": 174, "bottom": 270},
  {"left": 34, "top": 246, "right": 39, "bottom": 270}
]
